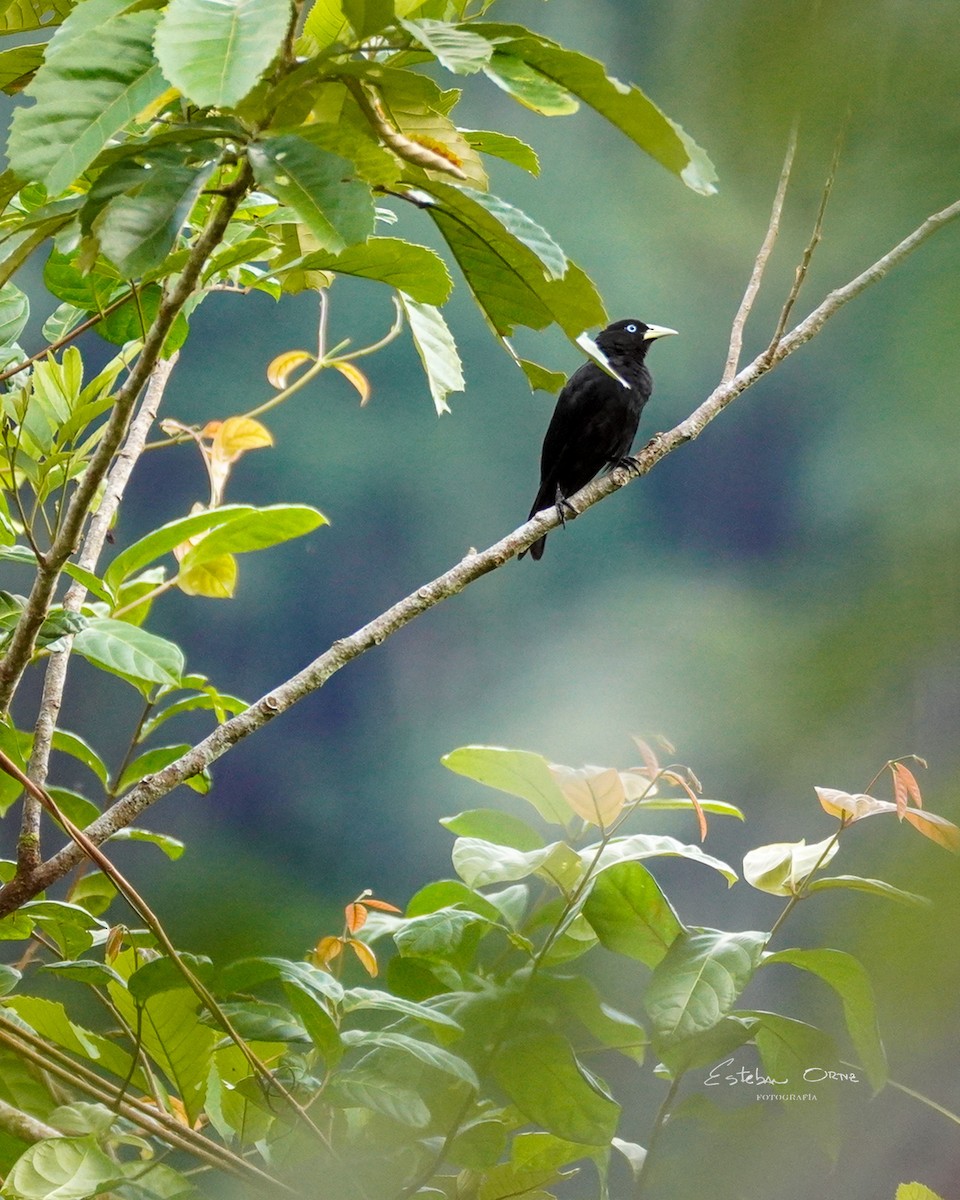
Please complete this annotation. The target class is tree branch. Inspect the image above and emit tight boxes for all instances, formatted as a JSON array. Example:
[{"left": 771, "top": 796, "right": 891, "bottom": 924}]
[
  {"left": 0, "top": 193, "right": 957, "bottom": 916},
  {"left": 722, "top": 120, "right": 798, "bottom": 384},
  {"left": 0, "top": 163, "right": 254, "bottom": 715},
  {"left": 18, "top": 356, "right": 179, "bottom": 873}
]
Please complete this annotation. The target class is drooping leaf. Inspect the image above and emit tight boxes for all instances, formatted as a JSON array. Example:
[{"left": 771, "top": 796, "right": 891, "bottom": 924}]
[
  {"left": 154, "top": 0, "right": 292, "bottom": 108},
  {"left": 249, "top": 135, "right": 374, "bottom": 252},
  {"left": 474, "top": 25, "right": 718, "bottom": 195},
  {"left": 91, "top": 156, "right": 212, "bottom": 277},
  {"left": 399, "top": 295, "right": 464, "bottom": 415},
  {"left": 482, "top": 51, "right": 579, "bottom": 115},
  {"left": 805, "top": 874, "right": 930, "bottom": 906},
  {"left": 341, "top": 1029, "right": 478, "bottom": 1087},
  {"left": 583, "top": 833, "right": 738, "bottom": 886},
  {"left": 451, "top": 837, "right": 581, "bottom": 891},
  {"left": 762, "top": 947, "right": 887, "bottom": 1091},
  {"left": 7, "top": 10, "right": 168, "bottom": 193},
  {"left": 462, "top": 128, "right": 540, "bottom": 174},
  {"left": 439, "top": 808, "right": 544, "bottom": 851}
]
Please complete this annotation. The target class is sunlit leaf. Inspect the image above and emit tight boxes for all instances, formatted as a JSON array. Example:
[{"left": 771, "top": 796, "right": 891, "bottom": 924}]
[
  {"left": 441, "top": 745, "right": 570, "bottom": 826},
  {"left": 805, "top": 875, "right": 930, "bottom": 907},
  {"left": 462, "top": 128, "right": 540, "bottom": 175},
  {"left": 267, "top": 349, "right": 315, "bottom": 389},
  {"left": 549, "top": 763, "right": 624, "bottom": 827},
  {"left": 5, "top": 1135, "right": 123, "bottom": 1200},
  {"left": 73, "top": 618, "right": 184, "bottom": 690},
  {"left": 742, "top": 836, "right": 838, "bottom": 896},
  {"left": 332, "top": 360, "right": 371, "bottom": 405},
  {"left": 400, "top": 17, "right": 494, "bottom": 74},
  {"left": 583, "top": 860, "right": 683, "bottom": 967}
]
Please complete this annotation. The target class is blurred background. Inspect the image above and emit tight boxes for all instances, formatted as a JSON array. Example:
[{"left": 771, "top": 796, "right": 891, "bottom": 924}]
[{"left": 5, "top": 0, "right": 960, "bottom": 1196}]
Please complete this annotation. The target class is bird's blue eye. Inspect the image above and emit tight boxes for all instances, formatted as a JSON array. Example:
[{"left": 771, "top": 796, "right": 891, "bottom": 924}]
[{"left": 625, "top": 323, "right": 637, "bottom": 333}]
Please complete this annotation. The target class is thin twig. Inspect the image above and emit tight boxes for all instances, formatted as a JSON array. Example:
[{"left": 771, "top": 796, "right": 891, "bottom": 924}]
[
  {"left": 19, "top": 357, "right": 178, "bottom": 872},
  {"left": 768, "top": 123, "right": 846, "bottom": 352},
  {"left": 1, "top": 194, "right": 958, "bottom": 914},
  {"left": 723, "top": 120, "right": 798, "bottom": 383},
  {"left": 0, "top": 291, "right": 135, "bottom": 387}
]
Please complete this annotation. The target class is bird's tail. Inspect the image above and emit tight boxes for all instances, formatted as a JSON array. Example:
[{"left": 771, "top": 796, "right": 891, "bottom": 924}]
[{"left": 519, "top": 489, "right": 551, "bottom": 561}]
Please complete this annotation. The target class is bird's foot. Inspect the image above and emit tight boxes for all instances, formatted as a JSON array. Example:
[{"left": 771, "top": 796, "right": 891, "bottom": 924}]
[
  {"left": 553, "top": 487, "right": 576, "bottom": 529},
  {"left": 613, "top": 454, "right": 641, "bottom": 472}
]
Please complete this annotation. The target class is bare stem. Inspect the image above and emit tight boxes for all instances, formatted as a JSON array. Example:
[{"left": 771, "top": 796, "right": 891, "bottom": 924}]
[
  {"left": 19, "top": 357, "right": 178, "bottom": 872},
  {"left": 723, "top": 120, "right": 798, "bottom": 383}
]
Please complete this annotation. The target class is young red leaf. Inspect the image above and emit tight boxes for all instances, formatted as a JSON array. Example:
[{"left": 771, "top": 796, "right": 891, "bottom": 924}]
[
  {"left": 348, "top": 938, "right": 378, "bottom": 977},
  {"left": 361, "top": 897, "right": 402, "bottom": 913},
  {"left": 345, "top": 903, "right": 368, "bottom": 934},
  {"left": 893, "top": 762, "right": 923, "bottom": 811}
]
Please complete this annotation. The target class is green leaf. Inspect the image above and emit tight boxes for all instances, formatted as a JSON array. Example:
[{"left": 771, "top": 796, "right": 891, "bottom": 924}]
[
  {"left": 742, "top": 836, "right": 839, "bottom": 896},
  {"left": 20, "top": 901, "right": 103, "bottom": 959},
  {"left": 154, "top": 0, "right": 292, "bottom": 108},
  {"left": 343, "top": 0, "right": 393, "bottom": 38},
  {"left": 328, "top": 1068, "right": 431, "bottom": 1127},
  {"left": 392, "top": 908, "right": 490, "bottom": 960},
  {"left": 96, "top": 284, "right": 187, "bottom": 353},
  {"left": 51, "top": 729, "right": 108, "bottom": 787},
  {"left": 178, "top": 503, "right": 327, "bottom": 570},
  {"left": 92, "top": 157, "right": 213, "bottom": 277},
  {"left": 439, "top": 808, "right": 544, "bottom": 851},
  {"left": 104, "top": 504, "right": 256, "bottom": 589},
  {"left": 421, "top": 182, "right": 606, "bottom": 342},
  {"left": 749, "top": 1010, "right": 840, "bottom": 1097},
  {"left": 583, "top": 861, "right": 683, "bottom": 967},
  {"left": 7, "top": 10, "right": 168, "bottom": 193},
  {"left": 249, "top": 135, "right": 374, "bottom": 252},
  {"left": 476, "top": 25, "right": 718, "bottom": 195},
  {"left": 805, "top": 874, "right": 931, "bottom": 907},
  {"left": 0, "top": 281, "right": 29, "bottom": 349},
  {"left": 441, "top": 745, "right": 570, "bottom": 826},
  {"left": 220, "top": 956, "right": 344, "bottom": 1005},
  {"left": 482, "top": 51, "right": 579, "bottom": 116},
  {"left": 584, "top": 833, "right": 738, "bottom": 886},
  {"left": 762, "top": 947, "right": 887, "bottom": 1091},
  {"left": 342, "top": 987, "right": 461, "bottom": 1034},
  {"left": 299, "top": 237, "right": 452, "bottom": 305},
  {"left": 106, "top": 980, "right": 215, "bottom": 1123},
  {"left": 110, "top": 827, "right": 187, "bottom": 857},
  {"left": 452, "top": 837, "right": 581, "bottom": 890},
  {"left": 73, "top": 617, "right": 184, "bottom": 690},
  {"left": 897, "top": 1185, "right": 946, "bottom": 1200},
  {"left": 5, "top": 995, "right": 141, "bottom": 1084},
  {"left": 400, "top": 17, "right": 494, "bottom": 74},
  {"left": 462, "top": 129, "right": 540, "bottom": 175},
  {"left": 516, "top": 357, "right": 567, "bottom": 394},
  {"left": 127, "top": 954, "right": 213, "bottom": 1002},
  {"left": 40, "top": 960, "right": 125, "bottom": 987},
  {"left": 5, "top": 1135, "right": 123, "bottom": 1200},
  {"left": 656, "top": 1013, "right": 759, "bottom": 1074},
  {"left": 492, "top": 1031, "right": 619, "bottom": 1146},
  {"left": 405, "top": 879, "right": 503, "bottom": 922},
  {"left": 0, "top": 718, "right": 30, "bottom": 816},
  {"left": 0, "top": 963, "right": 21, "bottom": 995},
  {"left": 0, "top": 0, "right": 71, "bottom": 35},
  {"left": 302, "top": 0, "right": 348, "bottom": 50},
  {"left": 342, "top": 1029, "right": 478, "bottom": 1086},
  {"left": 644, "top": 929, "right": 767, "bottom": 1045},
  {"left": 399, "top": 295, "right": 464, "bottom": 415}
]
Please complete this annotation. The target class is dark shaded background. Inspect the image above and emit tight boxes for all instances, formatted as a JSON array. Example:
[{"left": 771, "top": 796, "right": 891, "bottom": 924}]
[{"left": 4, "top": 1, "right": 959, "bottom": 1196}]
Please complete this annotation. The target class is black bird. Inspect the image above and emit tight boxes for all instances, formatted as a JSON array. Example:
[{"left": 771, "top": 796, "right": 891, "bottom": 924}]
[{"left": 520, "top": 319, "right": 678, "bottom": 560}]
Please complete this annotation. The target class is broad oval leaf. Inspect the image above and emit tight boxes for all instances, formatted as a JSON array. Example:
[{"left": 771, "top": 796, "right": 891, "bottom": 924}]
[
  {"left": 644, "top": 928, "right": 767, "bottom": 1045},
  {"left": 154, "top": 0, "right": 292, "bottom": 108},
  {"left": 5, "top": 1136, "right": 122, "bottom": 1200},
  {"left": 441, "top": 745, "right": 570, "bottom": 826},
  {"left": 583, "top": 860, "right": 683, "bottom": 967},
  {"left": 492, "top": 1031, "right": 619, "bottom": 1146},
  {"left": 584, "top": 833, "right": 738, "bottom": 886},
  {"left": 73, "top": 618, "right": 184, "bottom": 690},
  {"left": 179, "top": 504, "right": 326, "bottom": 570}
]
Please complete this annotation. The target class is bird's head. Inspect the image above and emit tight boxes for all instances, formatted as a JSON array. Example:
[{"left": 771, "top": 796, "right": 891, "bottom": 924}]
[{"left": 596, "top": 319, "right": 679, "bottom": 358}]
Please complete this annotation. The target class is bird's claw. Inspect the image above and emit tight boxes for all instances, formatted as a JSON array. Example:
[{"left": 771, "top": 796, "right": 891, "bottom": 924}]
[{"left": 554, "top": 487, "right": 576, "bottom": 529}]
